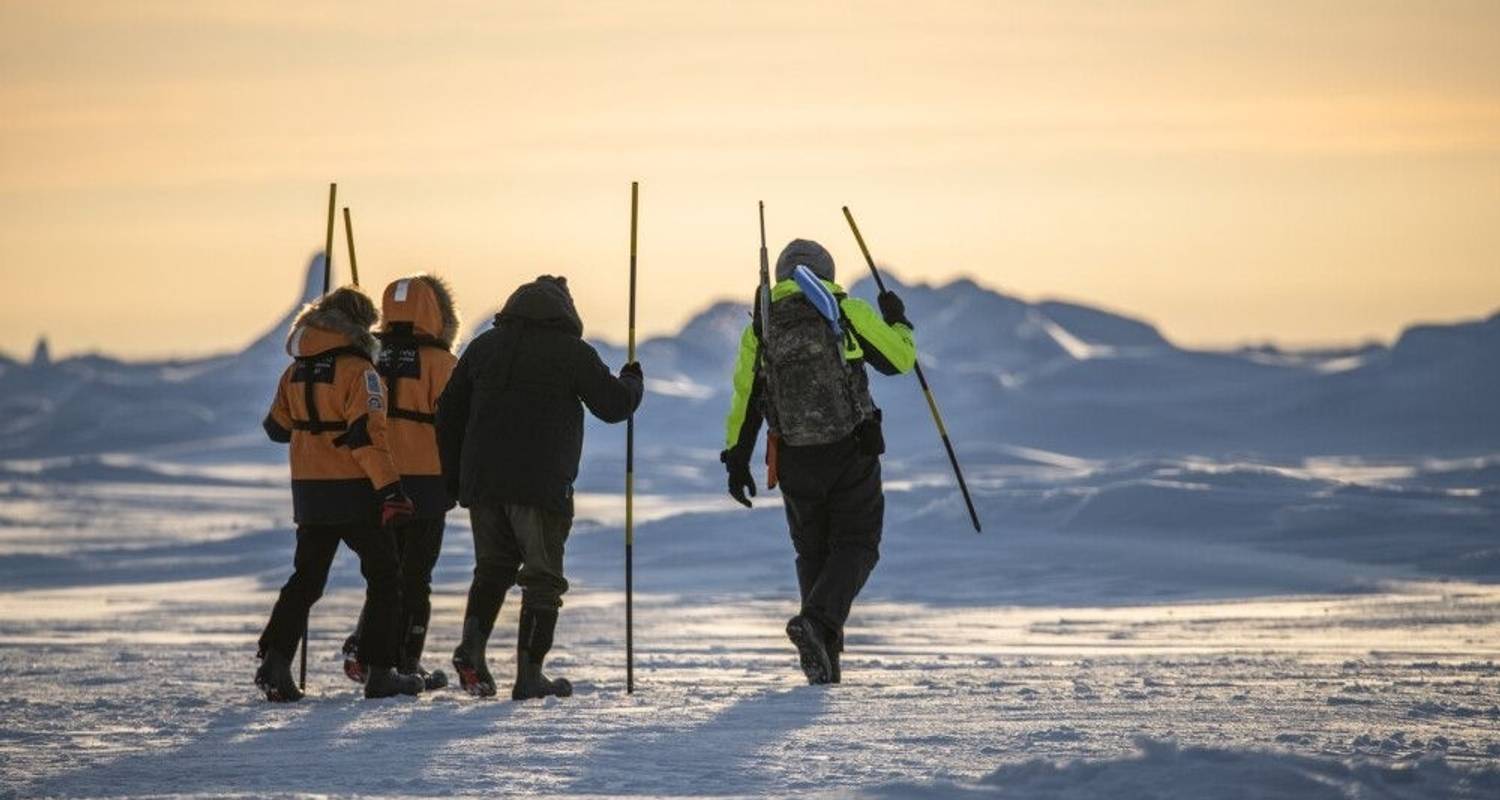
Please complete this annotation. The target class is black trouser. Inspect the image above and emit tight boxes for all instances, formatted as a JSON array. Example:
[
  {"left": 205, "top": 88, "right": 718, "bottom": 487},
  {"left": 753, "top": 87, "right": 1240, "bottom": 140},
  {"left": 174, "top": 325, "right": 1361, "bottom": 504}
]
[
  {"left": 347, "top": 517, "right": 446, "bottom": 665},
  {"left": 460, "top": 503, "right": 572, "bottom": 648},
  {"left": 778, "top": 436, "right": 884, "bottom": 651},
  {"left": 259, "top": 522, "right": 401, "bottom": 668}
]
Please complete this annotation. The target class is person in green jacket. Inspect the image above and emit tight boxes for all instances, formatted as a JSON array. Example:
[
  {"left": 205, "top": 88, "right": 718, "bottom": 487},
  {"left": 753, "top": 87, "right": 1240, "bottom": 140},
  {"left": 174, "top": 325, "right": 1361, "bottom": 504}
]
[{"left": 720, "top": 238, "right": 916, "bottom": 685}]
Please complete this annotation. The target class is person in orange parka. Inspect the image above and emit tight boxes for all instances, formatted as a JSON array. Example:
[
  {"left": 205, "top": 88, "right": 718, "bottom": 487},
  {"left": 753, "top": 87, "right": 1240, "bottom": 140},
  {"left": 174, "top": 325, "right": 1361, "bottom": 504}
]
[
  {"left": 256, "top": 286, "right": 425, "bottom": 701},
  {"left": 340, "top": 275, "right": 460, "bottom": 691}
]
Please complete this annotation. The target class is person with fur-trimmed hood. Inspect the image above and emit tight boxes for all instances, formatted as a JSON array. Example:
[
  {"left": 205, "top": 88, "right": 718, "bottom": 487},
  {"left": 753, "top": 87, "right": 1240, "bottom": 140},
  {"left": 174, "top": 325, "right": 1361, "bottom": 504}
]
[
  {"left": 257, "top": 286, "right": 425, "bottom": 701},
  {"left": 437, "top": 275, "right": 643, "bottom": 700},
  {"left": 339, "top": 275, "right": 461, "bottom": 691}
]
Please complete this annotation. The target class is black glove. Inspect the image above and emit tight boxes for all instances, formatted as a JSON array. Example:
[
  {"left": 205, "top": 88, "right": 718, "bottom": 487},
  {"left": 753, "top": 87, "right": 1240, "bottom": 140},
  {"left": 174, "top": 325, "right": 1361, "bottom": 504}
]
[
  {"left": 878, "top": 291, "right": 912, "bottom": 329},
  {"left": 619, "top": 361, "right": 643, "bottom": 382},
  {"left": 377, "top": 482, "right": 416, "bottom": 529},
  {"left": 720, "top": 447, "right": 756, "bottom": 508}
]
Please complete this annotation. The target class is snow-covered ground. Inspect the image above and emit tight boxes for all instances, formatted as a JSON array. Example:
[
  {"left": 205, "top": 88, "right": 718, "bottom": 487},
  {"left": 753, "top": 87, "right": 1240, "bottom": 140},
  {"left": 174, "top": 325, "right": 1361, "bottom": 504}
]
[{"left": 3, "top": 455, "right": 1498, "bottom": 798}]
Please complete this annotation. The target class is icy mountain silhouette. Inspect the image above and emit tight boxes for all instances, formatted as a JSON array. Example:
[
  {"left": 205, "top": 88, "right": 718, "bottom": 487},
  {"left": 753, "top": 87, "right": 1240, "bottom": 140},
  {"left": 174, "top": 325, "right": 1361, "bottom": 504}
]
[
  {"left": 0, "top": 254, "right": 323, "bottom": 459},
  {"left": 0, "top": 254, "right": 1495, "bottom": 466}
]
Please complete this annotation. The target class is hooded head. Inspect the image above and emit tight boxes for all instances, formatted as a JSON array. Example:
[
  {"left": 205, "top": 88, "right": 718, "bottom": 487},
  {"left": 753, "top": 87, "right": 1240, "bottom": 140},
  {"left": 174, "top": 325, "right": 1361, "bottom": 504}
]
[
  {"left": 775, "top": 239, "right": 835, "bottom": 283},
  {"left": 496, "top": 275, "right": 583, "bottom": 337},
  {"left": 380, "top": 274, "right": 460, "bottom": 349},
  {"left": 286, "top": 285, "right": 379, "bottom": 358}
]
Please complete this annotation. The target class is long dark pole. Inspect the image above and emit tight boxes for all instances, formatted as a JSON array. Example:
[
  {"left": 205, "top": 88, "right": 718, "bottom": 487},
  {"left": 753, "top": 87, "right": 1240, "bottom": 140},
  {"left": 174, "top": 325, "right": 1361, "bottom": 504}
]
[
  {"left": 842, "top": 206, "right": 982, "bottom": 533},
  {"left": 625, "top": 181, "right": 638, "bottom": 693},
  {"left": 342, "top": 206, "right": 359, "bottom": 286}
]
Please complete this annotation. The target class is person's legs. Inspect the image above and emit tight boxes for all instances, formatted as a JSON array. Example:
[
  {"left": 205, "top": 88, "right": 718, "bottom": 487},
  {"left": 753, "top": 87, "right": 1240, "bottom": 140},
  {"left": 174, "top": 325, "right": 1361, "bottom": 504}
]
[
  {"left": 343, "top": 522, "right": 426, "bottom": 698},
  {"left": 256, "top": 525, "right": 341, "bottom": 701},
  {"left": 777, "top": 440, "right": 881, "bottom": 685},
  {"left": 259, "top": 525, "right": 341, "bottom": 658},
  {"left": 397, "top": 517, "right": 445, "bottom": 669},
  {"left": 340, "top": 523, "right": 404, "bottom": 669},
  {"left": 801, "top": 454, "right": 883, "bottom": 649},
  {"left": 454, "top": 505, "right": 521, "bottom": 696},
  {"left": 509, "top": 504, "right": 574, "bottom": 699}
]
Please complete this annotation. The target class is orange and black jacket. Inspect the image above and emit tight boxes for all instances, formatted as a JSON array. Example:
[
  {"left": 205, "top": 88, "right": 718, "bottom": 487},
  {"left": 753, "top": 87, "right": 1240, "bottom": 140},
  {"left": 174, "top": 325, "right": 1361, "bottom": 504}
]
[
  {"left": 374, "top": 275, "right": 460, "bottom": 518},
  {"left": 262, "top": 306, "right": 401, "bottom": 525}
]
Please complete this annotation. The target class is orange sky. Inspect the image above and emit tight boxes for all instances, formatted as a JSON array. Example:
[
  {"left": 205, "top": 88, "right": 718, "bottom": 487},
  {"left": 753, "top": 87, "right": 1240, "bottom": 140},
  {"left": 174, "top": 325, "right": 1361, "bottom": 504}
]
[{"left": 2, "top": 1, "right": 1498, "bottom": 359}]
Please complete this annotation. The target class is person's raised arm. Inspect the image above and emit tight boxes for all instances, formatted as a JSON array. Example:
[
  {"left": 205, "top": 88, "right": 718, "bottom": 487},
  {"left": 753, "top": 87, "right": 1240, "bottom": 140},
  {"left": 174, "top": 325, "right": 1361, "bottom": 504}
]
[
  {"left": 574, "top": 341, "right": 642, "bottom": 424},
  {"left": 843, "top": 296, "right": 916, "bottom": 376}
]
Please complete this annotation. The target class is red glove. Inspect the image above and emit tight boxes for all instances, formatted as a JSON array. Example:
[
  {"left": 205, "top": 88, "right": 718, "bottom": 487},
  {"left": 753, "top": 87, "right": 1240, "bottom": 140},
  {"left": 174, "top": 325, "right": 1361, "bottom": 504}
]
[{"left": 378, "top": 483, "right": 416, "bottom": 529}]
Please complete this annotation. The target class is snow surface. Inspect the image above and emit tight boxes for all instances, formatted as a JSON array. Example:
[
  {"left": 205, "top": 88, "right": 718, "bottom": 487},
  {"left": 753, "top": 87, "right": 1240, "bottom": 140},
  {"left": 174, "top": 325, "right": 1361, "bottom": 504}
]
[
  {"left": 2, "top": 450, "right": 1498, "bottom": 798},
  {"left": 1, "top": 257, "right": 1497, "bottom": 797}
]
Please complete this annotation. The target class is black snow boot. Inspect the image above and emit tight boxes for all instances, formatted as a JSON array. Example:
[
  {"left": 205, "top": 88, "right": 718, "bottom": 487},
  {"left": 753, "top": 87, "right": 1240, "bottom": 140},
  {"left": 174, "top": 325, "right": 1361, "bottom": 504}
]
[
  {"left": 512, "top": 606, "right": 572, "bottom": 701},
  {"left": 255, "top": 648, "right": 304, "bottom": 702},
  {"left": 403, "top": 657, "right": 449, "bottom": 691},
  {"left": 452, "top": 616, "right": 497, "bottom": 697},
  {"left": 786, "top": 615, "right": 833, "bottom": 685},
  {"left": 364, "top": 666, "right": 424, "bottom": 699},
  {"left": 341, "top": 631, "right": 366, "bottom": 684},
  {"left": 401, "top": 616, "right": 447, "bottom": 690},
  {"left": 826, "top": 628, "right": 842, "bottom": 685}
]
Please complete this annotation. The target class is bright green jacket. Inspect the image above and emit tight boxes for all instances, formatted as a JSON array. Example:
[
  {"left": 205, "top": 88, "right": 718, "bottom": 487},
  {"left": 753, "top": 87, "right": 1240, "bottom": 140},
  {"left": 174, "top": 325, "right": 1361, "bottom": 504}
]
[{"left": 724, "top": 278, "right": 916, "bottom": 450}]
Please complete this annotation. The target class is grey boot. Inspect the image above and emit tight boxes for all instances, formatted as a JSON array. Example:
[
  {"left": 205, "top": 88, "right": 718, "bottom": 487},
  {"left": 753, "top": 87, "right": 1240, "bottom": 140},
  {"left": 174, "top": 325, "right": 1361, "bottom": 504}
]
[
  {"left": 511, "top": 606, "right": 571, "bottom": 701},
  {"left": 512, "top": 655, "right": 573, "bottom": 700},
  {"left": 364, "top": 665, "right": 424, "bottom": 699}
]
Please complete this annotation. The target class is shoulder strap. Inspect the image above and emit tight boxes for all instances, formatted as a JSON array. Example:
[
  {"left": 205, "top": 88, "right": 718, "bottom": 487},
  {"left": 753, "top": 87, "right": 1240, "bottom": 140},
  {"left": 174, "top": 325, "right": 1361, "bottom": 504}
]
[
  {"left": 289, "top": 347, "right": 371, "bottom": 434},
  {"left": 376, "top": 342, "right": 440, "bottom": 426}
]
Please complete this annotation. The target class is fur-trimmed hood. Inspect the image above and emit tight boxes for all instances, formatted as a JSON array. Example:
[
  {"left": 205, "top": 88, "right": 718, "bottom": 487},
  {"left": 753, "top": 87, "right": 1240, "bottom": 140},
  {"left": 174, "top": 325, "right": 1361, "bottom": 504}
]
[
  {"left": 380, "top": 274, "right": 460, "bottom": 349},
  {"left": 496, "top": 275, "right": 583, "bottom": 337},
  {"left": 286, "top": 304, "right": 378, "bottom": 359}
]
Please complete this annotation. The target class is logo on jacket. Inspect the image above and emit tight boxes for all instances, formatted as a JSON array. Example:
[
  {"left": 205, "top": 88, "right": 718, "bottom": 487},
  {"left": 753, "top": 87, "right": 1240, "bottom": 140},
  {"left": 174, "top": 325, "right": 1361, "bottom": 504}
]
[{"left": 364, "top": 369, "right": 383, "bottom": 396}]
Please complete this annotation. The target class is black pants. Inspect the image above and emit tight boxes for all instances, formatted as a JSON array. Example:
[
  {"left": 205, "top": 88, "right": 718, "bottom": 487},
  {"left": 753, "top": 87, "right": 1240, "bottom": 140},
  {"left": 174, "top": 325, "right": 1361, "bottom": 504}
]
[
  {"left": 778, "top": 436, "right": 884, "bottom": 650},
  {"left": 258, "top": 522, "right": 402, "bottom": 668},
  {"left": 463, "top": 503, "right": 572, "bottom": 633},
  {"left": 348, "top": 517, "right": 446, "bottom": 664}
]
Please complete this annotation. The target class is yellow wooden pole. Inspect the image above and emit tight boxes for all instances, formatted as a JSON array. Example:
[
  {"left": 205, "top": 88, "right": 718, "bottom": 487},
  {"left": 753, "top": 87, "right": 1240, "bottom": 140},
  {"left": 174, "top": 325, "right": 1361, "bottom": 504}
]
[
  {"left": 626, "top": 181, "right": 638, "bottom": 693},
  {"left": 342, "top": 207, "right": 359, "bottom": 286}
]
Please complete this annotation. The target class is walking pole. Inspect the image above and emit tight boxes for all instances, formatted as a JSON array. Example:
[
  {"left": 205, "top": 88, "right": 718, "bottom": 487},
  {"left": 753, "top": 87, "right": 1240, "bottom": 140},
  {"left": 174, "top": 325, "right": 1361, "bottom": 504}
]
[
  {"left": 300, "top": 182, "right": 338, "bottom": 692},
  {"left": 842, "top": 206, "right": 982, "bottom": 533},
  {"left": 322, "top": 183, "right": 337, "bottom": 292},
  {"left": 342, "top": 207, "right": 360, "bottom": 286},
  {"left": 626, "top": 181, "right": 638, "bottom": 693}
]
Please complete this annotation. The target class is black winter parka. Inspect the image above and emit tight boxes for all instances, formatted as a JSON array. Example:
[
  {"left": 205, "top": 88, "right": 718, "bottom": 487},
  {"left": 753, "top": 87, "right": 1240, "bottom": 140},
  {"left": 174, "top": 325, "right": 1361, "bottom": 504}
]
[{"left": 436, "top": 277, "right": 642, "bottom": 516}]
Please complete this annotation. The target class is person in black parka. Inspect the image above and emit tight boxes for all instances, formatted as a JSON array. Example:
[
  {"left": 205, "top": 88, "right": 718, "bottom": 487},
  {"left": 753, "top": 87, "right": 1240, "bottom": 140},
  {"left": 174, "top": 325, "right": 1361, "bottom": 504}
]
[{"left": 436, "top": 275, "right": 643, "bottom": 700}]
